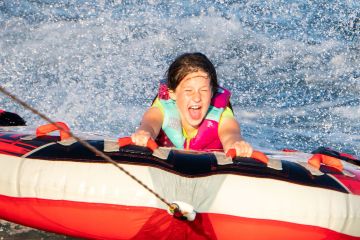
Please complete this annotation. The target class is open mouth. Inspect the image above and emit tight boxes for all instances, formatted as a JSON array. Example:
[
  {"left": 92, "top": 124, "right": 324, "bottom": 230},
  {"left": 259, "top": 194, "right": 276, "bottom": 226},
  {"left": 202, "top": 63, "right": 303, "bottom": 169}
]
[{"left": 188, "top": 105, "right": 202, "bottom": 120}]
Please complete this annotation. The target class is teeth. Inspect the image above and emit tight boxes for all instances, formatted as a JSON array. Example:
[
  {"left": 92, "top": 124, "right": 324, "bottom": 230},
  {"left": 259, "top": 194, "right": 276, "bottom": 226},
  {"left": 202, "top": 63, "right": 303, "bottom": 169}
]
[{"left": 190, "top": 106, "right": 200, "bottom": 110}]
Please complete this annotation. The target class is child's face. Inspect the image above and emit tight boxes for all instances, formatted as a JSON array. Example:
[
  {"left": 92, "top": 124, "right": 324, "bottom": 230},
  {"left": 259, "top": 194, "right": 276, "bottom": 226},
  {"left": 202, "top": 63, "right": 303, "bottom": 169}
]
[{"left": 169, "top": 70, "right": 212, "bottom": 130}]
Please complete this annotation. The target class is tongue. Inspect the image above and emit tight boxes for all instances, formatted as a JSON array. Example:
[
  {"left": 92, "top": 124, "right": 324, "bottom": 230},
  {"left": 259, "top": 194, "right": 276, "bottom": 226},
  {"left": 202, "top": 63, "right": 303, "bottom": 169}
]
[{"left": 189, "top": 108, "right": 201, "bottom": 120}]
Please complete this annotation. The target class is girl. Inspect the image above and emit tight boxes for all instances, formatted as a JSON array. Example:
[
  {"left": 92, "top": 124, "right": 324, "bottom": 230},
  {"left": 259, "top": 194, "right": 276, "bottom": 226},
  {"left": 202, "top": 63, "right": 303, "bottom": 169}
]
[{"left": 131, "top": 52, "right": 253, "bottom": 157}]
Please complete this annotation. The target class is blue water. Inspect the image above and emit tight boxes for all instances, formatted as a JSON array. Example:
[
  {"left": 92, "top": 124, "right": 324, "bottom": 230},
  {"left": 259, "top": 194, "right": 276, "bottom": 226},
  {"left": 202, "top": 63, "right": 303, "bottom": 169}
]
[{"left": 0, "top": 0, "right": 359, "bottom": 238}]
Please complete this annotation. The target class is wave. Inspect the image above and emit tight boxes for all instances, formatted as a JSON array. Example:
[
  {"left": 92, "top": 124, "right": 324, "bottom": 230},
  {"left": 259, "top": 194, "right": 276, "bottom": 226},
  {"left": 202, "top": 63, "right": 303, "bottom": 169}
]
[{"left": 0, "top": 0, "right": 359, "bottom": 156}]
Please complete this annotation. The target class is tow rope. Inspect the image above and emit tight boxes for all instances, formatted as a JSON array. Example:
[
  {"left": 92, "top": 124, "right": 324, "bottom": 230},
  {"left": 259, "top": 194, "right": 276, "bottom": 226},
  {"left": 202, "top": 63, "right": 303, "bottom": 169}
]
[{"left": 0, "top": 85, "right": 196, "bottom": 221}]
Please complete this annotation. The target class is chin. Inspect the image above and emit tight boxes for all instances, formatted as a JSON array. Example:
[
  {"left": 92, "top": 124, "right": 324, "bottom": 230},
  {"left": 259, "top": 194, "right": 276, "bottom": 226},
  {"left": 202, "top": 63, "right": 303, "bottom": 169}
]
[
  {"left": 186, "top": 116, "right": 205, "bottom": 128},
  {"left": 189, "top": 122, "right": 201, "bottom": 129}
]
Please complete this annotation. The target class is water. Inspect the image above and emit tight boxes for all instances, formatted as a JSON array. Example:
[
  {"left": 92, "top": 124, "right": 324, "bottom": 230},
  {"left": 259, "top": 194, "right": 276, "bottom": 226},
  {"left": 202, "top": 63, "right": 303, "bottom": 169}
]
[{"left": 0, "top": 0, "right": 359, "bottom": 238}]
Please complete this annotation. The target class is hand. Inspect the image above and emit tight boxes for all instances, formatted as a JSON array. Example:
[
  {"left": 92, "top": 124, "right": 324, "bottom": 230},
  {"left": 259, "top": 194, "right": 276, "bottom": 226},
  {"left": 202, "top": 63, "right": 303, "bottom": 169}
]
[
  {"left": 230, "top": 140, "right": 253, "bottom": 157},
  {"left": 131, "top": 130, "right": 152, "bottom": 147}
]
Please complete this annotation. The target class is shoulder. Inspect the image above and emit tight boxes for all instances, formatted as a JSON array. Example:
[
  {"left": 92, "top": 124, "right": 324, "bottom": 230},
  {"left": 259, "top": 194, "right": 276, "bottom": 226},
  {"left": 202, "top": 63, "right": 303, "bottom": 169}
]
[
  {"left": 218, "top": 107, "right": 235, "bottom": 127},
  {"left": 143, "top": 105, "right": 164, "bottom": 123},
  {"left": 221, "top": 107, "right": 234, "bottom": 119},
  {"left": 218, "top": 113, "right": 241, "bottom": 135},
  {"left": 151, "top": 97, "right": 164, "bottom": 114}
]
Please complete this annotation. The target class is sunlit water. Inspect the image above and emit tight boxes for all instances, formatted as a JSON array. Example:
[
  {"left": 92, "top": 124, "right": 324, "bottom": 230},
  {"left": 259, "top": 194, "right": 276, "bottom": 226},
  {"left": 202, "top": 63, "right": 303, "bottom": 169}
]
[{"left": 0, "top": 0, "right": 359, "bottom": 238}]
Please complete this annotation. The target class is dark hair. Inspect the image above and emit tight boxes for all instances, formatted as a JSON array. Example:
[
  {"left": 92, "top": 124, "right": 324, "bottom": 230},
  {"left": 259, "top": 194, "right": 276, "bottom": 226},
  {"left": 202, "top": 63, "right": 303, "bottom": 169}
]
[{"left": 166, "top": 52, "right": 218, "bottom": 93}]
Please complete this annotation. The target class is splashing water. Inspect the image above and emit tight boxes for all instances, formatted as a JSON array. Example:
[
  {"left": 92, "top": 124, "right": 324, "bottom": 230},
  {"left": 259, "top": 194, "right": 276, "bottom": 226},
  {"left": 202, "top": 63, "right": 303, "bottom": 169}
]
[{"left": 0, "top": 0, "right": 359, "bottom": 238}]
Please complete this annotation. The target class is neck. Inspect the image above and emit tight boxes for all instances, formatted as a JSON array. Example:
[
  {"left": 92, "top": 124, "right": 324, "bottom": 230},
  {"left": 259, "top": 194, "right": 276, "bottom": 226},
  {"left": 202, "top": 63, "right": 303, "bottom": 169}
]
[{"left": 181, "top": 121, "right": 198, "bottom": 136}]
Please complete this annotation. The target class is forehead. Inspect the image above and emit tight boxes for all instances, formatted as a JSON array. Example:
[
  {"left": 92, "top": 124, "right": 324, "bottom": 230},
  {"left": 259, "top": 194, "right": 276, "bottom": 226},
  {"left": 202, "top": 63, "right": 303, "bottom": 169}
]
[{"left": 178, "top": 71, "right": 210, "bottom": 87}]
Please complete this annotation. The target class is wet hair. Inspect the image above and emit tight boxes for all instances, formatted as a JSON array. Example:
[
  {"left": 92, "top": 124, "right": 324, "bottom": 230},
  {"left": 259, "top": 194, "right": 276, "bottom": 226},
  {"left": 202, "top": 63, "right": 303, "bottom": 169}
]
[{"left": 166, "top": 52, "right": 218, "bottom": 94}]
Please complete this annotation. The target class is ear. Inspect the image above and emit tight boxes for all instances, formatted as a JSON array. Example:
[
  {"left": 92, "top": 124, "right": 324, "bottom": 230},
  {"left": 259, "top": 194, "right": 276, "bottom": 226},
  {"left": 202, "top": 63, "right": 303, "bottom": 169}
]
[{"left": 168, "top": 90, "right": 176, "bottom": 101}]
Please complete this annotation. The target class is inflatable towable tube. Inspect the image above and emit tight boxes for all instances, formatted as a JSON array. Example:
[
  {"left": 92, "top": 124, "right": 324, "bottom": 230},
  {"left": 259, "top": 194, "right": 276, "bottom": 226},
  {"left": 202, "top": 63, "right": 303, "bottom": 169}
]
[
  {"left": 0, "top": 109, "right": 26, "bottom": 126},
  {"left": 0, "top": 123, "right": 359, "bottom": 240}
]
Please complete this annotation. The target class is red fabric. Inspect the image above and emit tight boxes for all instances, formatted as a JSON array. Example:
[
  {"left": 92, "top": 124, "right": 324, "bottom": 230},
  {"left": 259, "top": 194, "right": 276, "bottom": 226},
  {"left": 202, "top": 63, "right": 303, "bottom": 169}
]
[
  {"left": 339, "top": 152, "right": 358, "bottom": 161},
  {"left": 282, "top": 149, "right": 298, "bottom": 152},
  {"left": 0, "top": 194, "right": 357, "bottom": 240},
  {"left": 330, "top": 169, "right": 360, "bottom": 195},
  {"left": 0, "top": 141, "right": 31, "bottom": 155}
]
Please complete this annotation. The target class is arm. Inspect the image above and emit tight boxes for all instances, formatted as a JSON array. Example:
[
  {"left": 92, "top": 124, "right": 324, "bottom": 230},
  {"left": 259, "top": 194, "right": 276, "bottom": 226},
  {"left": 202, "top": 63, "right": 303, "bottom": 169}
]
[
  {"left": 131, "top": 107, "right": 164, "bottom": 146},
  {"left": 218, "top": 117, "right": 253, "bottom": 157}
]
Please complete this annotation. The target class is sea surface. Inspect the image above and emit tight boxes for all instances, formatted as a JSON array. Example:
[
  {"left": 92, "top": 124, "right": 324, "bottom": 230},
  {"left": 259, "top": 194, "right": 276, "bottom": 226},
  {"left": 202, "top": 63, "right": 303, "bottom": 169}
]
[{"left": 0, "top": 0, "right": 359, "bottom": 239}]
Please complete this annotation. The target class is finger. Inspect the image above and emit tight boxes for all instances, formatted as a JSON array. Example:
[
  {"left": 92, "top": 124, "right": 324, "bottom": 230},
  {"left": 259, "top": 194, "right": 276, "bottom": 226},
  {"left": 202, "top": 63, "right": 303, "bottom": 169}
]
[
  {"left": 234, "top": 142, "right": 252, "bottom": 157},
  {"left": 131, "top": 134, "right": 136, "bottom": 144},
  {"left": 131, "top": 134, "right": 143, "bottom": 146},
  {"left": 244, "top": 145, "right": 253, "bottom": 158},
  {"left": 140, "top": 135, "right": 151, "bottom": 147},
  {"left": 235, "top": 145, "right": 247, "bottom": 157}
]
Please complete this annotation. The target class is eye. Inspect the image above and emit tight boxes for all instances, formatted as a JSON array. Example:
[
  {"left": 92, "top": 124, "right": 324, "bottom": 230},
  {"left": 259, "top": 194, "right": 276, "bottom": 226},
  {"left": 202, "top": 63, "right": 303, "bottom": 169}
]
[{"left": 201, "top": 88, "right": 210, "bottom": 93}]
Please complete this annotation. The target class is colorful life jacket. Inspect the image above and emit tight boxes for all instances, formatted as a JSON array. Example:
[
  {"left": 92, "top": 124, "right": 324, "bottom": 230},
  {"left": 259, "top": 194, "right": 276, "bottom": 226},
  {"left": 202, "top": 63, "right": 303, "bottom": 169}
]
[{"left": 155, "top": 83, "right": 231, "bottom": 151}]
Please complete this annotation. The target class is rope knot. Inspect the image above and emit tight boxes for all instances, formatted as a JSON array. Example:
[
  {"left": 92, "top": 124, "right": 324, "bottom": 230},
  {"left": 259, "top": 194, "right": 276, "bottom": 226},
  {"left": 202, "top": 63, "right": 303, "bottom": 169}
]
[{"left": 167, "top": 201, "right": 196, "bottom": 221}]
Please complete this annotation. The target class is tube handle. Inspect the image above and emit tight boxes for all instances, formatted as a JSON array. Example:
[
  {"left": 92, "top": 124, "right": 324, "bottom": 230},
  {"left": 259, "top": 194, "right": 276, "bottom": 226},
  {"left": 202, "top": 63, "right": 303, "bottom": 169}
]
[
  {"left": 118, "top": 137, "right": 158, "bottom": 152},
  {"left": 36, "top": 122, "right": 71, "bottom": 141},
  {"left": 308, "top": 154, "right": 343, "bottom": 172},
  {"left": 226, "top": 149, "right": 269, "bottom": 164}
]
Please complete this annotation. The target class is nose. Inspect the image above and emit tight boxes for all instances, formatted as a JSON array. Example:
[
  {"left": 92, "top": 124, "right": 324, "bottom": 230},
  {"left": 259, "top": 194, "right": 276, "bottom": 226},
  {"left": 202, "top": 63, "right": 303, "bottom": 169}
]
[{"left": 192, "top": 91, "right": 201, "bottom": 102}]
